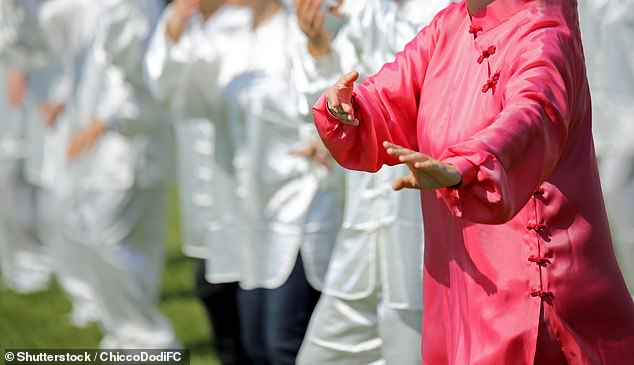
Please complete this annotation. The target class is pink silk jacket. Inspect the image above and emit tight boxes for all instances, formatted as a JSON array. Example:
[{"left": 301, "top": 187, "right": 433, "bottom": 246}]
[{"left": 313, "top": 0, "right": 634, "bottom": 364}]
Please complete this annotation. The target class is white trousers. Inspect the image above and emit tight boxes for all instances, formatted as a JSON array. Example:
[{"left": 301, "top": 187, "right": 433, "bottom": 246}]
[
  {"left": 297, "top": 288, "right": 422, "bottom": 365},
  {"left": 0, "top": 159, "right": 51, "bottom": 293},
  {"left": 599, "top": 154, "right": 634, "bottom": 297},
  {"left": 58, "top": 184, "right": 177, "bottom": 349},
  {"left": 40, "top": 188, "right": 99, "bottom": 327}
]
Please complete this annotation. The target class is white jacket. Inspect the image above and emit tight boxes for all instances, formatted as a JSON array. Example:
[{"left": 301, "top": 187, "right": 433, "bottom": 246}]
[
  {"left": 148, "top": 6, "right": 344, "bottom": 289},
  {"left": 21, "top": 0, "right": 98, "bottom": 188},
  {"left": 145, "top": 4, "right": 251, "bottom": 279},
  {"left": 185, "top": 9, "right": 343, "bottom": 290}
]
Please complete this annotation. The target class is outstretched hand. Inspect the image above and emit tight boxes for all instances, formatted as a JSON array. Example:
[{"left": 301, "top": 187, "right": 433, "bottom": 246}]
[
  {"left": 325, "top": 71, "right": 359, "bottom": 126},
  {"left": 384, "top": 141, "right": 462, "bottom": 190}
]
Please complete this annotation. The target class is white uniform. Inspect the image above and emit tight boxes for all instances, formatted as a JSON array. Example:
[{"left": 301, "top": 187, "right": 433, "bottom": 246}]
[
  {"left": 0, "top": 0, "right": 52, "bottom": 294},
  {"left": 224, "top": 9, "right": 344, "bottom": 291},
  {"left": 57, "top": 0, "right": 176, "bottom": 349},
  {"left": 296, "top": 0, "right": 453, "bottom": 364},
  {"left": 145, "top": 4, "right": 251, "bottom": 281},
  {"left": 579, "top": 0, "right": 634, "bottom": 298},
  {"left": 226, "top": 9, "right": 345, "bottom": 363},
  {"left": 147, "top": 6, "right": 343, "bottom": 290},
  {"left": 28, "top": 0, "right": 107, "bottom": 327}
]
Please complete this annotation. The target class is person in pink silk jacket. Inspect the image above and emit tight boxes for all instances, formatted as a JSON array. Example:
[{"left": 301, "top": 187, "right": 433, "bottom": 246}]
[{"left": 312, "top": 0, "right": 634, "bottom": 363}]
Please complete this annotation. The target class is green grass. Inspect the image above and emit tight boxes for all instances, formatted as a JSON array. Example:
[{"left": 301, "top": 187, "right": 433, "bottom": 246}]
[{"left": 0, "top": 190, "right": 219, "bottom": 365}]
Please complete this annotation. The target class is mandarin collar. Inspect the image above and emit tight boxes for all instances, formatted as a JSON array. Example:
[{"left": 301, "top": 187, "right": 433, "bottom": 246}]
[{"left": 468, "top": 0, "right": 533, "bottom": 33}]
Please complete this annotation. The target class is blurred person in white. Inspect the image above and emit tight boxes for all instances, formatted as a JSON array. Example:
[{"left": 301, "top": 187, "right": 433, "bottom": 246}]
[
  {"left": 293, "top": 0, "right": 453, "bottom": 363},
  {"left": 223, "top": 1, "right": 347, "bottom": 362},
  {"left": 578, "top": 0, "right": 634, "bottom": 300},
  {"left": 151, "top": 0, "right": 345, "bottom": 362},
  {"left": 26, "top": 0, "right": 106, "bottom": 328},
  {"left": 145, "top": 0, "right": 252, "bottom": 363},
  {"left": 58, "top": 0, "right": 178, "bottom": 349},
  {"left": 0, "top": 0, "right": 54, "bottom": 294}
]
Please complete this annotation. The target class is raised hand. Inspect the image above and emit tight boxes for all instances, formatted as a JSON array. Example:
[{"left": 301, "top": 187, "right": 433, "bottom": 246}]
[
  {"left": 384, "top": 141, "right": 462, "bottom": 190},
  {"left": 67, "top": 119, "right": 108, "bottom": 161},
  {"left": 166, "top": 0, "right": 201, "bottom": 41},
  {"left": 325, "top": 71, "right": 359, "bottom": 126},
  {"left": 294, "top": 0, "right": 332, "bottom": 58}
]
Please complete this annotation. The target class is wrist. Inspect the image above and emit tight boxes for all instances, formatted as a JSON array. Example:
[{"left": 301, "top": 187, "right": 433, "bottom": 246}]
[
  {"left": 308, "top": 32, "right": 332, "bottom": 58},
  {"left": 308, "top": 42, "right": 330, "bottom": 58}
]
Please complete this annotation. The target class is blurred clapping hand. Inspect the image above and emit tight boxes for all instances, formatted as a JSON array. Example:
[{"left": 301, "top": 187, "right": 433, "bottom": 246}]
[{"left": 294, "top": 0, "right": 334, "bottom": 58}]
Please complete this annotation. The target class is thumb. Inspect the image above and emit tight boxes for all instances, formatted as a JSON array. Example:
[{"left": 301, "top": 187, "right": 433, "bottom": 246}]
[
  {"left": 392, "top": 175, "right": 419, "bottom": 191},
  {"left": 339, "top": 71, "right": 359, "bottom": 88}
]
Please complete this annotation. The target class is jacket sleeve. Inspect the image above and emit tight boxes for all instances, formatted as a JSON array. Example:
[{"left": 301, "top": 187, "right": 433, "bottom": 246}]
[
  {"left": 436, "top": 26, "right": 585, "bottom": 224},
  {"left": 312, "top": 16, "right": 438, "bottom": 172}
]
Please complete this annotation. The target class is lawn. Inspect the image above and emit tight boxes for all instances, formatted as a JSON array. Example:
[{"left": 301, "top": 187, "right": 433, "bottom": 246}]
[{"left": 0, "top": 190, "right": 220, "bottom": 365}]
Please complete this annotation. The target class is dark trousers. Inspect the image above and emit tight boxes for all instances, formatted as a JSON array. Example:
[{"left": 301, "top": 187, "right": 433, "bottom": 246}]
[
  {"left": 237, "top": 255, "right": 321, "bottom": 365},
  {"left": 194, "top": 259, "right": 252, "bottom": 365}
]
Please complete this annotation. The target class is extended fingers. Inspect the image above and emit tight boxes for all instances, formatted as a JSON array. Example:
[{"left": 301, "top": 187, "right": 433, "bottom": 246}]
[
  {"left": 307, "top": 0, "right": 322, "bottom": 28},
  {"left": 410, "top": 158, "right": 446, "bottom": 173},
  {"left": 383, "top": 141, "right": 432, "bottom": 162},
  {"left": 383, "top": 141, "right": 413, "bottom": 157},
  {"left": 295, "top": 0, "right": 310, "bottom": 30},
  {"left": 338, "top": 71, "right": 359, "bottom": 88},
  {"left": 413, "top": 159, "right": 436, "bottom": 170},
  {"left": 296, "top": 0, "right": 322, "bottom": 34},
  {"left": 313, "top": 11, "right": 325, "bottom": 33}
]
